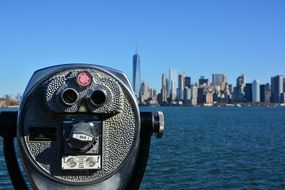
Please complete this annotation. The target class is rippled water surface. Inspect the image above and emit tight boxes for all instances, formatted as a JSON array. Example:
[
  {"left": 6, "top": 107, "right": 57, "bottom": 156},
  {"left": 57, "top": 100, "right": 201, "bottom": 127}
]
[
  {"left": 1, "top": 107, "right": 285, "bottom": 189},
  {"left": 141, "top": 107, "right": 285, "bottom": 190}
]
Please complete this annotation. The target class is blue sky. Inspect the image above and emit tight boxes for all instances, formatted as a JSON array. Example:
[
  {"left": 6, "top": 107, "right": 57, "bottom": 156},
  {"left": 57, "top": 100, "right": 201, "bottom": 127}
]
[{"left": 0, "top": 1, "right": 285, "bottom": 96}]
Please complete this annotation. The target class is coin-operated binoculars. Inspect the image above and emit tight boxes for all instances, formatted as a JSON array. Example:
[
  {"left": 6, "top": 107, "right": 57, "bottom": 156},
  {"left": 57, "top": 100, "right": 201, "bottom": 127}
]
[{"left": 0, "top": 64, "right": 164, "bottom": 190}]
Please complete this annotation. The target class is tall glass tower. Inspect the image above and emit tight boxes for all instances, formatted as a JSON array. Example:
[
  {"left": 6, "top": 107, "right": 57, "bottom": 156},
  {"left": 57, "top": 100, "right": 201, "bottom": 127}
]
[
  {"left": 252, "top": 80, "right": 260, "bottom": 102},
  {"left": 132, "top": 52, "right": 141, "bottom": 98},
  {"left": 168, "top": 67, "right": 177, "bottom": 97},
  {"left": 212, "top": 74, "right": 227, "bottom": 86},
  {"left": 271, "top": 75, "right": 284, "bottom": 103}
]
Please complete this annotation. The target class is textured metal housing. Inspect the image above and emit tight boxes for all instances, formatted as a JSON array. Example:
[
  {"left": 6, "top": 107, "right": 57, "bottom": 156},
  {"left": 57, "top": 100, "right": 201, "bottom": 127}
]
[{"left": 17, "top": 64, "right": 140, "bottom": 189}]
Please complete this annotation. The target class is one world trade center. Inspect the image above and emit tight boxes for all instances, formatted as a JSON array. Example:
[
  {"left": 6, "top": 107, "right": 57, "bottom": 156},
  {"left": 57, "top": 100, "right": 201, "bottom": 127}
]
[{"left": 132, "top": 51, "right": 141, "bottom": 98}]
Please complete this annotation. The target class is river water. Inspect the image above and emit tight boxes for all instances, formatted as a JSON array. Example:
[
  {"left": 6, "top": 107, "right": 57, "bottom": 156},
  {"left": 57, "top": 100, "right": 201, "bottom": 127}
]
[{"left": 1, "top": 107, "right": 285, "bottom": 189}]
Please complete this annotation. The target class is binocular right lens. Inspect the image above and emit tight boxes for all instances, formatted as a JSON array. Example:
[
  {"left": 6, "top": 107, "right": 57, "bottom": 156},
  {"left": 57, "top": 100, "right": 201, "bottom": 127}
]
[
  {"left": 90, "top": 90, "right": 106, "bottom": 106},
  {"left": 61, "top": 88, "right": 79, "bottom": 106}
]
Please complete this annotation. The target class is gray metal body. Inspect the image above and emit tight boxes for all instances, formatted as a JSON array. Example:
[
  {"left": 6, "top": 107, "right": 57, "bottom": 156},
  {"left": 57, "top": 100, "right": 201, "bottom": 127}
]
[{"left": 17, "top": 64, "right": 141, "bottom": 190}]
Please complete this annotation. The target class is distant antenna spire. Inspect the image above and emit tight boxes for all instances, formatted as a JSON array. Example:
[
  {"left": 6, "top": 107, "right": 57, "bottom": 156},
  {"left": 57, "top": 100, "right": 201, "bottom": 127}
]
[{"left": 135, "top": 44, "right": 138, "bottom": 54}]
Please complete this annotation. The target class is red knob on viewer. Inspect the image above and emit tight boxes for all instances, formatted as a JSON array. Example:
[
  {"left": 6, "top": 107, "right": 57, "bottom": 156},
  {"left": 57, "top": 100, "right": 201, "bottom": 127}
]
[{"left": 76, "top": 72, "right": 92, "bottom": 87}]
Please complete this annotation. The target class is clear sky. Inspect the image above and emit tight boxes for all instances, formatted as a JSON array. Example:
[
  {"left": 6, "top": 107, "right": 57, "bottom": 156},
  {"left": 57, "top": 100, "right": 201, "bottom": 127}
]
[{"left": 0, "top": 1, "right": 285, "bottom": 96}]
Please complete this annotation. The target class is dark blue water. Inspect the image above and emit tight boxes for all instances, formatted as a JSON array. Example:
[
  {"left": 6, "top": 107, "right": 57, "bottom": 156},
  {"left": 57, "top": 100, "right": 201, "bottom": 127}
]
[
  {"left": 140, "top": 107, "right": 285, "bottom": 190},
  {"left": 1, "top": 107, "right": 285, "bottom": 189}
]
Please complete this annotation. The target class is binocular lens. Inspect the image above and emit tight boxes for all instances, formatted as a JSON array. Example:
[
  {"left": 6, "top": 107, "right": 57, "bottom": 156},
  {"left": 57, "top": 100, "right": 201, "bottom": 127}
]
[
  {"left": 90, "top": 90, "right": 106, "bottom": 106},
  {"left": 62, "top": 88, "right": 79, "bottom": 105}
]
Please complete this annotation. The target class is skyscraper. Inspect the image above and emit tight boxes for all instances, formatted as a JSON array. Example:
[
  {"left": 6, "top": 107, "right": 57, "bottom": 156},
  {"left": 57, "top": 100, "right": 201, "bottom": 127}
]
[
  {"left": 162, "top": 73, "right": 167, "bottom": 87},
  {"left": 212, "top": 74, "right": 227, "bottom": 86},
  {"left": 168, "top": 68, "right": 177, "bottom": 98},
  {"left": 197, "top": 87, "right": 205, "bottom": 104},
  {"left": 281, "top": 93, "right": 285, "bottom": 103},
  {"left": 271, "top": 75, "right": 284, "bottom": 103},
  {"left": 161, "top": 87, "right": 167, "bottom": 103},
  {"left": 205, "top": 92, "right": 213, "bottom": 104},
  {"left": 236, "top": 74, "right": 246, "bottom": 87},
  {"left": 161, "top": 73, "right": 168, "bottom": 103},
  {"left": 177, "top": 74, "right": 184, "bottom": 101},
  {"left": 260, "top": 83, "right": 271, "bottom": 103},
  {"left": 184, "top": 76, "right": 191, "bottom": 88},
  {"left": 198, "top": 76, "right": 208, "bottom": 86},
  {"left": 139, "top": 81, "right": 150, "bottom": 104},
  {"left": 244, "top": 83, "right": 252, "bottom": 102},
  {"left": 252, "top": 80, "right": 260, "bottom": 102},
  {"left": 191, "top": 85, "right": 198, "bottom": 105},
  {"left": 178, "top": 74, "right": 184, "bottom": 90},
  {"left": 283, "top": 78, "right": 285, "bottom": 94},
  {"left": 184, "top": 87, "right": 191, "bottom": 103},
  {"left": 132, "top": 52, "right": 141, "bottom": 98},
  {"left": 233, "top": 74, "right": 246, "bottom": 102}
]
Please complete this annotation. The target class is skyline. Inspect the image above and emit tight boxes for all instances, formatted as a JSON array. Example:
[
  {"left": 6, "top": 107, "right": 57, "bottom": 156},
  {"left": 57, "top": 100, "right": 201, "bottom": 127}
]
[{"left": 1, "top": 1, "right": 285, "bottom": 96}]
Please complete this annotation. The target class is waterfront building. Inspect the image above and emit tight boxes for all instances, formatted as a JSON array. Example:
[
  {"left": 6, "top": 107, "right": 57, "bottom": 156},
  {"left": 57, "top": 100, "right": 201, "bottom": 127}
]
[
  {"left": 217, "top": 91, "right": 230, "bottom": 103},
  {"left": 244, "top": 83, "right": 252, "bottom": 102},
  {"left": 161, "top": 86, "right": 167, "bottom": 103},
  {"left": 176, "top": 89, "right": 182, "bottom": 101},
  {"left": 198, "top": 76, "right": 209, "bottom": 86},
  {"left": 213, "top": 85, "right": 221, "bottom": 102},
  {"left": 233, "top": 74, "right": 246, "bottom": 102},
  {"left": 141, "top": 82, "right": 150, "bottom": 103},
  {"left": 168, "top": 90, "right": 176, "bottom": 103},
  {"left": 178, "top": 74, "right": 184, "bottom": 90},
  {"left": 161, "top": 73, "right": 168, "bottom": 103},
  {"left": 149, "top": 89, "right": 158, "bottom": 105},
  {"left": 168, "top": 68, "right": 177, "bottom": 97},
  {"left": 139, "top": 82, "right": 157, "bottom": 105},
  {"left": 222, "top": 83, "right": 231, "bottom": 103},
  {"left": 170, "top": 80, "right": 176, "bottom": 101},
  {"left": 260, "top": 83, "right": 271, "bottom": 103},
  {"left": 177, "top": 74, "right": 184, "bottom": 101},
  {"left": 166, "top": 78, "right": 169, "bottom": 98},
  {"left": 213, "top": 82, "right": 230, "bottom": 103},
  {"left": 152, "top": 89, "right": 157, "bottom": 97},
  {"left": 233, "top": 87, "right": 245, "bottom": 102},
  {"left": 184, "top": 76, "right": 191, "bottom": 88},
  {"left": 281, "top": 93, "right": 285, "bottom": 103},
  {"left": 205, "top": 93, "right": 213, "bottom": 104},
  {"left": 191, "top": 85, "right": 198, "bottom": 105},
  {"left": 162, "top": 73, "right": 167, "bottom": 87},
  {"left": 237, "top": 74, "right": 246, "bottom": 87},
  {"left": 132, "top": 52, "right": 141, "bottom": 98},
  {"left": 183, "top": 87, "right": 191, "bottom": 104},
  {"left": 228, "top": 84, "right": 233, "bottom": 94},
  {"left": 212, "top": 74, "right": 227, "bottom": 86},
  {"left": 197, "top": 87, "right": 205, "bottom": 104},
  {"left": 220, "top": 81, "right": 227, "bottom": 91},
  {"left": 139, "top": 82, "right": 149, "bottom": 104},
  {"left": 271, "top": 75, "right": 284, "bottom": 103},
  {"left": 252, "top": 80, "right": 260, "bottom": 102}
]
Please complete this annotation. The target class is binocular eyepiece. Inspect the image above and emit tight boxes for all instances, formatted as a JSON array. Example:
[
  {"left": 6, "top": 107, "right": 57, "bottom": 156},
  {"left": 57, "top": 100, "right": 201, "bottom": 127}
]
[{"left": 0, "top": 64, "right": 164, "bottom": 190}]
